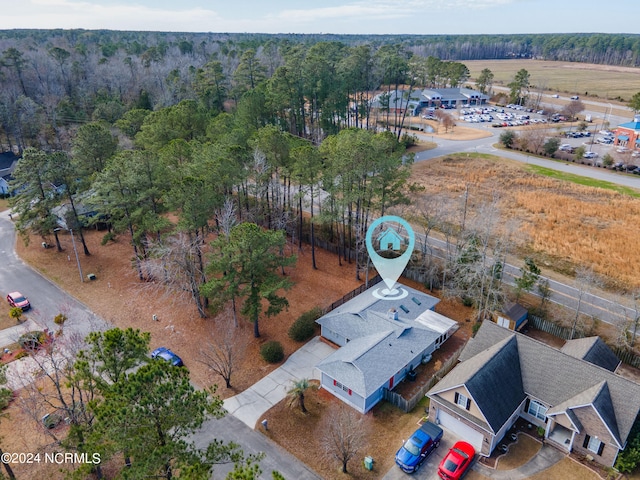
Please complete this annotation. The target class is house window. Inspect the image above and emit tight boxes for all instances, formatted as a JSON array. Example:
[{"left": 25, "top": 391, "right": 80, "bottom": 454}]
[
  {"left": 584, "top": 435, "right": 605, "bottom": 455},
  {"left": 527, "top": 400, "right": 547, "bottom": 421},
  {"left": 455, "top": 392, "right": 470, "bottom": 410},
  {"left": 334, "top": 381, "right": 351, "bottom": 395}
]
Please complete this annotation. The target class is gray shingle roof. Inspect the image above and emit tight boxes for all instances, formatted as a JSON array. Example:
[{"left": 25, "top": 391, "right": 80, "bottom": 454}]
[
  {"left": 318, "top": 327, "right": 439, "bottom": 397},
  {"left": 561, "top": 337, "right": 621, "bottom": 372},
  {"left": 434, "top": 321, "right": 640, "bottom": 447},
  {"left": 317, "top": 283, "right": 455, "bottom": 399},
  {"left": 429, "top": 335, "right": 525, "bottom": 433}
]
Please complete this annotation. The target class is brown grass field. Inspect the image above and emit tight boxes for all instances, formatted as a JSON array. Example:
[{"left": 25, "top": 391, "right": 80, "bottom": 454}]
[
  {"left": 465, "top": 59, "right": 640, "bottom": 102},
  {"left": 407, "top": 155, "right": 640, "bottom": 291}
]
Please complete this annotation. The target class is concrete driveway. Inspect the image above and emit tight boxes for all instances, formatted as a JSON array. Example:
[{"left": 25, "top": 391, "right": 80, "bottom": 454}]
[{"left": 223, "top": 336, "right": 336, "bottom": 429}]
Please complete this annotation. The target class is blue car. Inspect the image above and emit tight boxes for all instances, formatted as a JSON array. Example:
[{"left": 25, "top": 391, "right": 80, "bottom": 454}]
[
  {"left": 395, "top": 421, "right": 444, "bottom": 473},
  {"left": 151, "top": 347, "right": 184, "bottom": 367}
]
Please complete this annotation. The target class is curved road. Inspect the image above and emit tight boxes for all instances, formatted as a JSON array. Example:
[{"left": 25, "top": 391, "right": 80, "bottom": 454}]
[
  {"left": 0, "top": 209, "right": 320, "bottom": 480},
  {"left": 0, "top": 210, "right": 107, "bottom": 346}
]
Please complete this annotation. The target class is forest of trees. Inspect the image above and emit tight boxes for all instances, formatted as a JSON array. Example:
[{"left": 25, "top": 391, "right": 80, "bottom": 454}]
[{"left": 1, "top": 30, "right": 639, "bottom": 154}]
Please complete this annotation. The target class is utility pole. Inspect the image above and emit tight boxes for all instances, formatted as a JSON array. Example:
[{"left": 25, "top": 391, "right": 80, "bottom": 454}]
[{"left": 70, "top": 228, "right": 84, "bottom": 283}]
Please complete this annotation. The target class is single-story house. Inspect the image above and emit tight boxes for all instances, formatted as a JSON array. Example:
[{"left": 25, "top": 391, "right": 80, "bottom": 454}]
[
  {"left": 370, "top": 88, "right": 489, "bottom": 116},
  {"left": 427, "top": 321, "right": 640, "bottom": 467},
  {"left": 494, "top": 302, "right": 528, "bottom": 331},
  {"left": 316, "top": 283, "right": 458, "bottom": 413},
  {"left": 614, "top": 115, "right": 640, "bottom": 150}
]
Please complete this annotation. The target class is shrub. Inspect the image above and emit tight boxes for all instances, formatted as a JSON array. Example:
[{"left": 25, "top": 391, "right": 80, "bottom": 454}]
[
  {"left": 101, "top": 232, "right": 117, "bottom": 245},
  {"left": 18, "top": 331, "right": 47, "bottom": 351},
  {"left": 54, "top": 313, "right": 67, "bottom": 325},
  {"left": 260, "top": 341, "right": 284, "bottom": 363},
  {"left": 288, "top": 307, "right": 322, "bottom": 342},
  {"left": 0, "top": 388, "right": 12, "bottom": 410},
  {"left": 14, "top": 350, "right": 28, "bottom": 360}
]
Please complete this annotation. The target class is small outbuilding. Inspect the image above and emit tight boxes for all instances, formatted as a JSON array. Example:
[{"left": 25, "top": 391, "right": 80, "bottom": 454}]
[{"left": 494, "top": 302, "right": 528, "bottom": 331}]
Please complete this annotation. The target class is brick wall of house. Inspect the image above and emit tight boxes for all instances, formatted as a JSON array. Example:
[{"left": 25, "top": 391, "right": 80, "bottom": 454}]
[{"left": 572, "top": 405, "right": 619, "bottom": 467}]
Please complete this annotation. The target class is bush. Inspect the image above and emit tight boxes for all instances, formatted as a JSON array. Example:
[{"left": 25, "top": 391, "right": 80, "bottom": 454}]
[
  {"left": 0, "top": 388, "right": 12, "bottom": 410},
  {"left": 260, "top": 341, "right": 284, "bottom": 363},
  {"left": 101, "top": 232, "right": 117, "bottom": 245},
  {"left": 18, "top": 331, "right": 48, "bottom": 351},
  {"left": 462, "top": 297, "right": 474, "bottom": 307},
  {"left": 288, "top": 307, "right": 322, "bottom": 342}
]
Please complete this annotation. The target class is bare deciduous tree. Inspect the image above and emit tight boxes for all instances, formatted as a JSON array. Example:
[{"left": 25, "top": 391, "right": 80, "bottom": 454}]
[
  {"left": 520, "top": 127, "right": 547, "bottom": 154},
  {"left": 321, "top": 406, "right": 369, "bottom": 474},
  {"left": 616, "top": 290, "right": 640, "bottom": 349},
  {"left": 570, "top": 266, "right": 602, "bottom": 340},
  {"left": 198, "top": 314, "right": 248, "bottom": 389},
  {"left": 141, "top": 233, "right": 208, "bottom": 318}
]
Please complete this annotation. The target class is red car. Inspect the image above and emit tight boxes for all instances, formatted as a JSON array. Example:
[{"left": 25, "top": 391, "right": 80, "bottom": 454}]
[
  {"left": 437, "top": 441, "right": 475, "bottom": 480},
  {"left": 7, "top": 292, "right": 30, "bottom": 311}
]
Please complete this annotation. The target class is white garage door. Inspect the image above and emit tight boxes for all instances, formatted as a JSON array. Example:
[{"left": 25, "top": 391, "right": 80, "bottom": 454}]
[{"left": 437, "top": 409, "right": 484, "bottom": 451}]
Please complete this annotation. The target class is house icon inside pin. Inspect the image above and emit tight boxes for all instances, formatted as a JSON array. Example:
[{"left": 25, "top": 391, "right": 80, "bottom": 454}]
[{"left": 377, "top": 228, "right": 403, "bottom": 251}]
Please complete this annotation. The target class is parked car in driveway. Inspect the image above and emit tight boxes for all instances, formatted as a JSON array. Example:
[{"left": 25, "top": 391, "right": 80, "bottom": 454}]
[
  {"left": 437, "top": 441, "right": 475, "bottom": 480},
  {"left": 151, "top": 347, "right": 184, "bottom": 366},
  {"left": 7, "top": 291, "right": 30, "bottom": 311},
  {"left": 395, "top": 421, "right": 443, "bottom": 473}
]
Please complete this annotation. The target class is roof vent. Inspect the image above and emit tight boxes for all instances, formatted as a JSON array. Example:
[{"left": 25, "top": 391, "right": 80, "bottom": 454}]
[{"left": 388, "top": 309, "right": 399, "bottom": 320}]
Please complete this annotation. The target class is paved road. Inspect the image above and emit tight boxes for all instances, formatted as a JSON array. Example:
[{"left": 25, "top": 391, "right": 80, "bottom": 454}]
[
  {"left": 0, "top": 210, "right": 106, "bottom": 338},
  {"left": 0, "top": 209, "right": 322, "bottom": 479}
]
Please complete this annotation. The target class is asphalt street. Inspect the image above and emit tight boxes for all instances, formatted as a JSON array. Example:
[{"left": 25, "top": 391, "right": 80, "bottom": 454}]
[
  {"left": 0, "top": 210, "right": 108, "bottom": 343},
  {"left": 0, "top": 209, "right": 323, "bottom": 479}
]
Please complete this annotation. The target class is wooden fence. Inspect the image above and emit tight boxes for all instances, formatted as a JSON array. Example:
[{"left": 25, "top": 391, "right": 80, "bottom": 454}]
[
  {"left": 528, "top": 315, "right": 640, "bottom": 368},
  {"left": 527, "top": 314, "right": 585, "bottom": 340},
  {"left": 383, "top": 344, "right": 465, "bottom": 413},
  {"left": 612, "top": 347, "right": 640, "bottom": 369}
]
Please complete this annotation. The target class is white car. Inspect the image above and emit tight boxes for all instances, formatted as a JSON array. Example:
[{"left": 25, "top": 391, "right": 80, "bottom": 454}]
[
  {"left": 583, "top": 152, "right": 598, "bottom": 159},
  {"left": 559, "top": 144, "right": 573, "bottom": 151},
  {"left": 552, "top": 94, "right": 560, "bottom": 98},
  {"left": 617, "top": 147, "right": 630, "bottom": 153}
]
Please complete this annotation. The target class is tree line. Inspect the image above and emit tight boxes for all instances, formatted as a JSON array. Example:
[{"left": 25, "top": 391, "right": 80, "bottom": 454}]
[{"left": 1, "top": 30, "right": 639, "bottom": 154}]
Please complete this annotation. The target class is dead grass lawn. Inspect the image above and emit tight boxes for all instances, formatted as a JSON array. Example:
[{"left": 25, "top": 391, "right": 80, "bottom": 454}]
[
  {"left": 465, "top": 59, "right": 640, "bottom": 102},
  {"left": 496, "top": 434, "right": 541, "bottom": 470},
  {"left": 409, "top": 155, "right": 640, "bottom": 290},
  {"left": 262, "top": 381, "right": 422, "bottom": 480},
  {"left": 528, "top": 457, "right": 602, "bottom": 480}
]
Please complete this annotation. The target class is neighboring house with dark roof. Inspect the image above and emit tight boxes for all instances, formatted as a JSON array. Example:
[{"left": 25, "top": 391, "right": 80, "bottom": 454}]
[
  {"left": 427, "top": 321, "right": 640, "bottom": 467},
  {"left": 0, "top": 174, "right": 11, "bottom": 195},
  {"left": 614, "top": 114, "right": 640, "bottom": 150},
  {"left": 0, "top": 152, "right": 18, "bottom": 195},
  {"left": 316, "top": 283, "right": 458, "bottom": 413}
]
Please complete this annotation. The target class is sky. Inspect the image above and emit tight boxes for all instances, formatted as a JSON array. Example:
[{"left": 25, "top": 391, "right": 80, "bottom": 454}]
[{"left": 2, "top": 0, "right": 638, "bottom": 35}]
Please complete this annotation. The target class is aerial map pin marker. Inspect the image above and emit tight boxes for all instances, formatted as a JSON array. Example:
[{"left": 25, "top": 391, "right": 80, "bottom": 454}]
[{"left": 365, "top": 215, "right": 415, "bottom": 299}]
